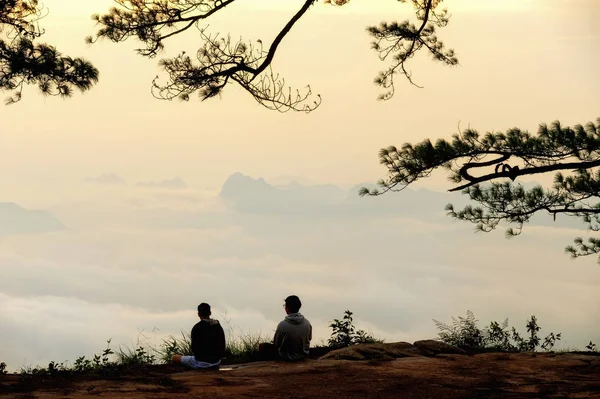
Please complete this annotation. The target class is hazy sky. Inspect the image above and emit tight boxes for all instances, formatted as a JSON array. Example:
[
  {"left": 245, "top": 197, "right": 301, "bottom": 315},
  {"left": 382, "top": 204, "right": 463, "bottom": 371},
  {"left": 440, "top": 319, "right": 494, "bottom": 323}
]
[
  {"left": 1, "top": 0, "right": 599, "bottom": 370},
  {"left": 2, "top": 0, "right": 598, "bottom": 194}
]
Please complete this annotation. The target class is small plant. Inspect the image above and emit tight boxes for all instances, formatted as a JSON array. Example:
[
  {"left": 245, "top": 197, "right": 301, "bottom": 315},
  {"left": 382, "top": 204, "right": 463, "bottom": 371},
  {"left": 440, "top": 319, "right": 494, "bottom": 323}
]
[
  {"left": 329, "top": 310, "right": 355, "bottom": 349},
  {"left": 0, "top": 362, "right": 7, "bottom": 375},
  {"left": 328, "top": 310, "right": 381, "bottom": 349},
  {"left": 541, "top": 332, "right": 562, "bottom": 352},
  {"left": 586, "top": 341, "right": 597, "bottom": 352},
  {"left": 73, "top": 356, "right": 93, "bottom": 372},
  {"left": 116, "top": 344, "right": 156, "bottom": 367},
  {"left": 525, "top": 315, "right": 541, "bottom": 351},
  {"left": 510, "top": 326, "right": 526, "bottom": 351},
  {"left": 509, "top": 316, "right": 560, "bottom": 352},
  {"left": 433, "top": 310, "right": 485, "bottom": 351},
  {"left": 158, "top": 331, "right": 192, "bottom": 364},
  {"left": 74, "top": 338, "right": 115, "bottom": 372},
  {"left": 47, "top": 361, "right": 69, "bottom": 376},
  {"left": 485, "top": 319, "right": 512, "bottom": 351}
]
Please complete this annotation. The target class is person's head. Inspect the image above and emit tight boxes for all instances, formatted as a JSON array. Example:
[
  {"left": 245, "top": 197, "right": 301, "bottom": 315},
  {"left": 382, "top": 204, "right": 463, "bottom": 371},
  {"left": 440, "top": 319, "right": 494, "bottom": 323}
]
[
  {"left": 197, "top": 302, "right": 211, "bottom": 319},
  {"left": 284, "top": 295, "right": 302, "bottom": 314}
]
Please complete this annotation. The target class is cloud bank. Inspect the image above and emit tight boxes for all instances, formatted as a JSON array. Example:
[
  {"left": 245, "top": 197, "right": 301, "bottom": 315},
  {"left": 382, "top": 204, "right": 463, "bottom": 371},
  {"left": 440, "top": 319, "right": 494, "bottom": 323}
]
[{"left": 1, "top": 173, "right": 598, "bottom": 371}]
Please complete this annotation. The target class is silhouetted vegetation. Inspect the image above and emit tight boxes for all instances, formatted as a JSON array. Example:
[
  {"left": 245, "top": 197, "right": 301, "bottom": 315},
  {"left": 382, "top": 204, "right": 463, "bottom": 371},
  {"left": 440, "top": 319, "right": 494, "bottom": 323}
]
[
  {"left": 158, "top": 331, "right": 192, "bottom": 364},
  {"left": 72, "top": 339, "right": 115, "bottom": 372},
  {"left": 158, "top": 326, "right": 269, "bottom": 364},
  {"left": 433, "top": 310, "right": 562, "bottom": 353},
  {"left": 14, "top": 338, "right": 156, "bottom": 378},
  {"left": 3, "top": 310, "right": 597, "bottom": 377},
  {"left": 0, "top": 0, "right": 99, "bottom": 103},
  {"left": 88, "top": 0, "right": 457, "bottom": 112},
  {"left": 362, "top": 117, "right": 600, "bottom": 261},
  {"left": 328, "top": 310, "right": 382, "bottom": 349}
]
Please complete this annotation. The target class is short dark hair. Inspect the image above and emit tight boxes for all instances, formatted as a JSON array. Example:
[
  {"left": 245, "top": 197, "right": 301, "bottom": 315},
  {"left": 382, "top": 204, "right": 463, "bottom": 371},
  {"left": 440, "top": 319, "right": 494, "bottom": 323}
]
[
  {"left": 197, "top": 303, "right": 211, "bottom": 317},
  {"left": 284, "top": 295, "right": 302, "bottom": 313}
]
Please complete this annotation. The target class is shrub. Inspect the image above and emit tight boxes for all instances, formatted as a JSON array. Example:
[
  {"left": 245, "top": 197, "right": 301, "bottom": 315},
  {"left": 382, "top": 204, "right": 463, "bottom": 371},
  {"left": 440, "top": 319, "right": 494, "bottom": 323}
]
[
  {"left": 433, "top": 310, "right": 485, "bottom": 351},
  {"left": 586, "top": 341, "right": 598, "bottom": 352},
  {"left": 433, "top": 311, "right": 561, "bottom": 352},
  {"left": 328, "top": 310, "right": 382, "bottom": 349}
]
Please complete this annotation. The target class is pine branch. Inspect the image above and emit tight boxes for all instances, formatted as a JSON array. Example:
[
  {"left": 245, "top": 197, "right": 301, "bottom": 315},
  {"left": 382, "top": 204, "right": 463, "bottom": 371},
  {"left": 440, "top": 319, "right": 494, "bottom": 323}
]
[
  {"left": 0, "top": 0, "right": 99, "bottom": 103},
  {"left": 367, "top": 0, "right": 458, "bottom": 100},
  {"left": 362, "top": 118, "right": 600, "bottom": 262},
  {"left": 90, "top": 0, "right": 457, "bottom": 112}
]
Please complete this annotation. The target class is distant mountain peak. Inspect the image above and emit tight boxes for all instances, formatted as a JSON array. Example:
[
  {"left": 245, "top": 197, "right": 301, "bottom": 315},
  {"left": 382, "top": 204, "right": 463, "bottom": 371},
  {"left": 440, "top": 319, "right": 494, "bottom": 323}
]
[
  {"left": 219, "top": 173, "right": 275, "bottom": 199},
  {"left": 0, "top": 202, "right": 65, "bottom": 234}
]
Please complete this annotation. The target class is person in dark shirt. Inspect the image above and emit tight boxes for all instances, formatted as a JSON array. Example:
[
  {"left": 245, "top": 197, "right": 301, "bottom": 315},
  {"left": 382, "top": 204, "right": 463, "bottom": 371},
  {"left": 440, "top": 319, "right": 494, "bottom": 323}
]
[{"left": 172, "top": 302, "right": 226, "bottom": 369}]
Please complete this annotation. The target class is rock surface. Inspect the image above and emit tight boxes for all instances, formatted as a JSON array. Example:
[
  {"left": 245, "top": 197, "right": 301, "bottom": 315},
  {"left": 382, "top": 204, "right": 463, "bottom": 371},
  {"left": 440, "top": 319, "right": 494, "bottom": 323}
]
[
  {"left": 1, "top": 352, "right": 598, "bottom": 399},
  {"left": 319, "top": 342, "right": 423, "bottom": 360},
  {"left": 413, "top": 339, "right": 468, "bottom": 356}
]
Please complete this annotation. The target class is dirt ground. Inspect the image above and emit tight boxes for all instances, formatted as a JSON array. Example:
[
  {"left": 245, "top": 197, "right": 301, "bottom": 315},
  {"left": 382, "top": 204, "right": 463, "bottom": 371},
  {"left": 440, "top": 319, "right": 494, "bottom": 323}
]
[{"left": 1, "top": 352, "right": 599, "bottom": 399}]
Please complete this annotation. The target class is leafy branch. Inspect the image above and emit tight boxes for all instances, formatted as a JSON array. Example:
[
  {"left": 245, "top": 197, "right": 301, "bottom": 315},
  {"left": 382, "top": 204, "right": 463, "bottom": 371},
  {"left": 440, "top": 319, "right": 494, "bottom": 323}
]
[
  {"left": 368, "top": 0, "right": 457, "bottom": 100},
  {"left": 361, "top": 118, "right": 600, "bottom": 261},
  {"left": 0, "top": 0, "right": 99, "bottom": 103},
  {"left": 89, "top": 0, "right": 458, "bottom": 111}
]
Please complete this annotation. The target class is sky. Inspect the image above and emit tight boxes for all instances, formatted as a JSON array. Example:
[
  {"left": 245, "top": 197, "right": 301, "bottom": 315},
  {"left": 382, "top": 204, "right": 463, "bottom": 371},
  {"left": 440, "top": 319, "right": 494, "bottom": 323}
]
[{"left": 1, "top": 0, "right": 599, "bottom": 371}]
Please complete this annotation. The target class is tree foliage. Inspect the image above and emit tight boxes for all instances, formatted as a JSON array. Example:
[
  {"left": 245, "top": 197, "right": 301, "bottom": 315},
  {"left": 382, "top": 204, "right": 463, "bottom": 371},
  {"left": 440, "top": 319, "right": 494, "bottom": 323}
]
[
  {"left": 0, "top": 0, "right": 99, "bottom": 103},
  {"left": 360, "top": 117, "right": 600, "bottom": 261},
  {"left": 89, "top": 0, "right": 458, "bottom": 112}
]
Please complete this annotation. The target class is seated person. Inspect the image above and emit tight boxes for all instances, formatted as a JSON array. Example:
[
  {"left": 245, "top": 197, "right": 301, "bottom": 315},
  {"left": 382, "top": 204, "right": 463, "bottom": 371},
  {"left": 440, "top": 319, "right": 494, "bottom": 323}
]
[
  {"left": 259, "top": 295, "right": 312, "bottom": 361},
  {"left": 172, "top": 302, "right": 226, "bottom": 369}
]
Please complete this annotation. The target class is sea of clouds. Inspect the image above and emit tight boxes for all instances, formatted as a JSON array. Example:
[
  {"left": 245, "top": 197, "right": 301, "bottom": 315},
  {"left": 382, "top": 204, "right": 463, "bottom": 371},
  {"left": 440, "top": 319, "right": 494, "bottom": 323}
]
[{"left": 1, "top": 173, "right": 599, "bottom": 371}]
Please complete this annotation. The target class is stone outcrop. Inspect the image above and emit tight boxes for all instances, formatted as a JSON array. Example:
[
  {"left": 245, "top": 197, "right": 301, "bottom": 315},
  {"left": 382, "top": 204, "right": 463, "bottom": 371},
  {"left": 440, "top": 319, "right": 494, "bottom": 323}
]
[
  {"left": 318, "top": 342, "right": 422, "bottom": 361},
  {"left": 413, "top": 340, "right": 467, "bottom": 356},
  {"left": 318, "top": 340, "right": 466, "bottom": 361}
]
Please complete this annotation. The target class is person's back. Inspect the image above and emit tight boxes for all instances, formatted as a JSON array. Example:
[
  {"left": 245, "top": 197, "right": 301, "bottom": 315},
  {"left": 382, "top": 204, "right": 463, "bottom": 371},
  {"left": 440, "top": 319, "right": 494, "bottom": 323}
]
[
  {"left": 172, "top": 302, "right": 226, "bottom": 369},
  {"left": 191, "top": 318, "right": 226, "bottom": 364},
  {"left": 274, "top": 310, "right": 312, "bottom": 361}
]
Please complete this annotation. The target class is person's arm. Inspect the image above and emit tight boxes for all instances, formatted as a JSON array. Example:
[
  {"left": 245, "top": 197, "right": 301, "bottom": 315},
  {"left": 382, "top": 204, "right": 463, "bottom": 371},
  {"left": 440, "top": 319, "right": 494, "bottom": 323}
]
[
  {"left": 191, "top": 324, "right": 200, "bottom": 356},
  {"left": 308, "top": 323, "right": 312, "bottom": 342},
  {"left": 273, "top": 323, "right": 283, "bottom": 347},
  {"left": 218, "top": 325, "right": 226, "bottom": 354}
]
